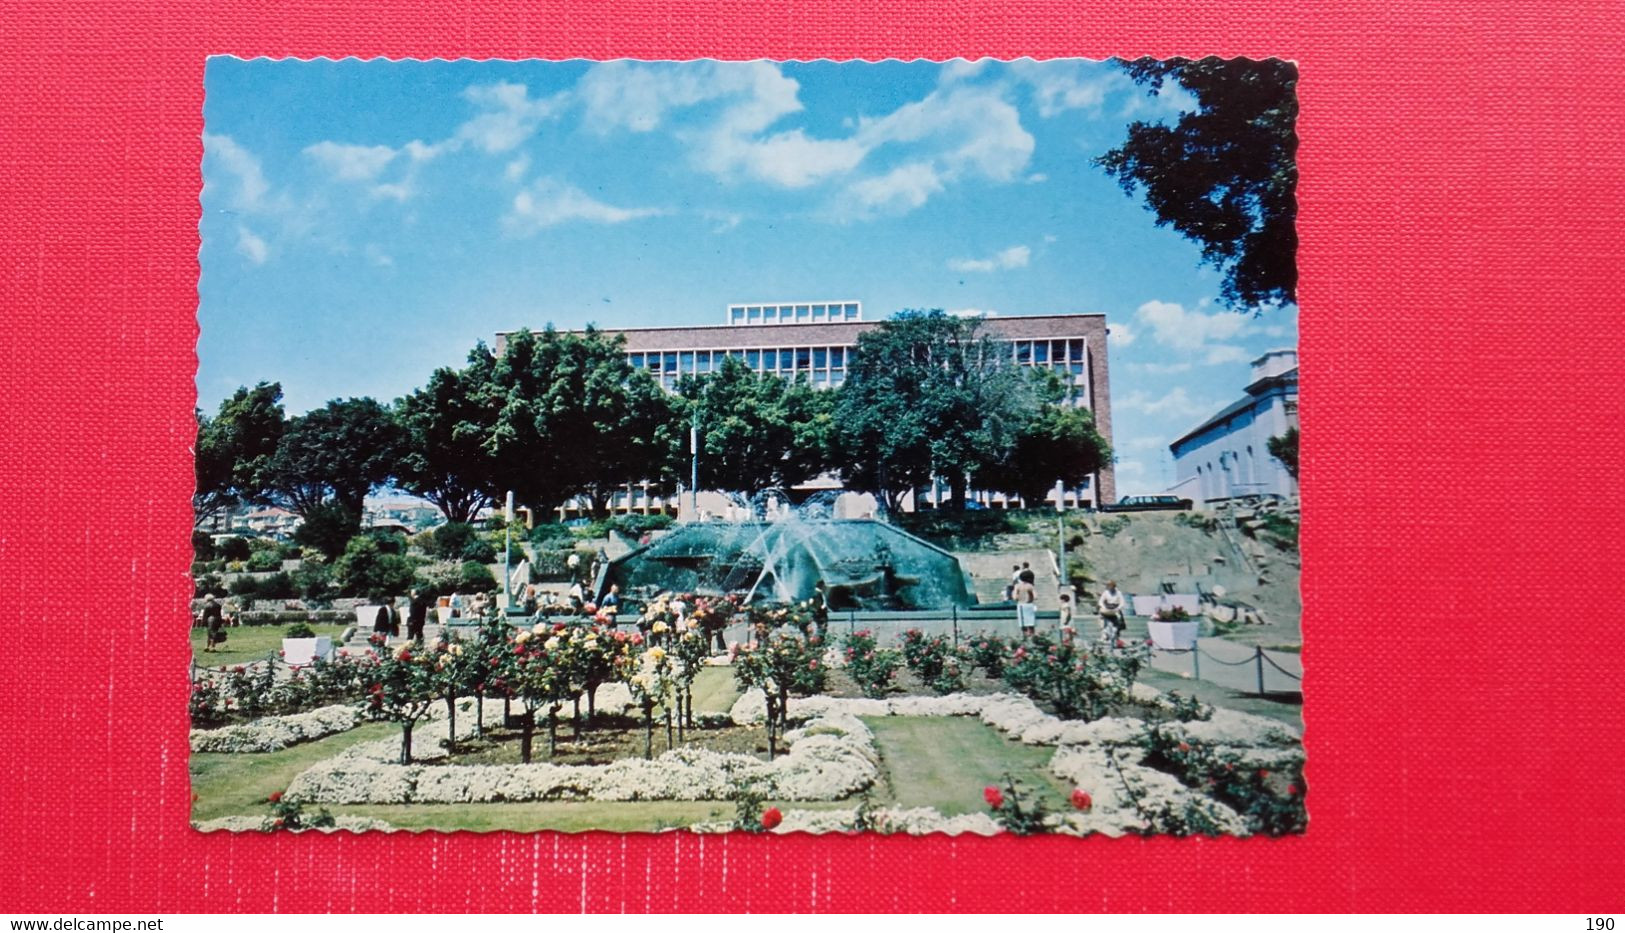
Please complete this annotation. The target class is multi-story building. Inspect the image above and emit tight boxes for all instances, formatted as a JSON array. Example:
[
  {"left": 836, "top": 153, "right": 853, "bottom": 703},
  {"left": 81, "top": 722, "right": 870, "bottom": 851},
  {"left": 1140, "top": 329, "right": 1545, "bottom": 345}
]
[
  {"left": 497, "top": 302, "right": 1115, "bottom": 512},
  {"left": 1168, "top": 349, "right": 1299, "bottom": 505}
]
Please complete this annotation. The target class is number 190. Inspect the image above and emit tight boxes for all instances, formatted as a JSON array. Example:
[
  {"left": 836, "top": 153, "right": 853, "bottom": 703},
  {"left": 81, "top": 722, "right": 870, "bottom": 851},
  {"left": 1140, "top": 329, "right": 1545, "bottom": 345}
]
[{"left": 1587, "top": 919, "right": 1614, "bottom": 931}]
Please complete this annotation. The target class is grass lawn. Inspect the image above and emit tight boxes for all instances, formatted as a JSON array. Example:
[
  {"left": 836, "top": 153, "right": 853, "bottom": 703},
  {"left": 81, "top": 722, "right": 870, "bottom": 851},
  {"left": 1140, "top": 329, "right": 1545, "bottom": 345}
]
[
  {"left": 688, "top": 666, "right": 740, "bottom": 714},
  {"left": 864, "top": 715, "right": 1071, "bottom": 816},
  {"left": 190, "top": 624, "right": 350, "bottom": 666},
  {"left": 190, "top": 722, "right": 396, "bottom": 822}
]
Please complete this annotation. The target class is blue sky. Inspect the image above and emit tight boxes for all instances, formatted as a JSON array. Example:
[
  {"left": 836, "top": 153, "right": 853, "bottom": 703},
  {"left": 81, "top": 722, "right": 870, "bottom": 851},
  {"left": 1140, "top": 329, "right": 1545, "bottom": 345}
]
[{"left": 200, "top": 58, "right": 1296, "bottom": 496}]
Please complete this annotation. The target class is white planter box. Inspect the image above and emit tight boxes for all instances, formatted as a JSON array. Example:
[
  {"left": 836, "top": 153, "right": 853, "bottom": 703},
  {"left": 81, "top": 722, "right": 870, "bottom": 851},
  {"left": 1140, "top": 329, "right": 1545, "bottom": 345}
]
[
  {"left": 282, "top": 636, "right": 333, "bottom": 667},
  {"left": 436, "top": 606, "right": 454, "bottom": 624},
  {"left": 1147, "top": 620, "right": 1199, "bottom": 650}
]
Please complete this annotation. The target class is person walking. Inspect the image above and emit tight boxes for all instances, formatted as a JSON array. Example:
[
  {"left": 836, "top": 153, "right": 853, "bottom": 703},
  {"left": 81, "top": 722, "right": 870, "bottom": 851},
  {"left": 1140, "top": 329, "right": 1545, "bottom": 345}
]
[
  {"left": 1097, "top": 580, "right": 1126, "bottom": 644},
  {"left": 406, "top": 589, "right": 429, "bottom": 643},
  {"left": 199, "top": 594, "right": 226, "bottom": 652},
  {"left": 1003, "top": 564, "right": 1021, "bottom": 602},
  {"left": 1013, "top": 571, "right": 1038, "bottom": 639},
  {"left": 372, "top": 602, "right": 393, "bottom": 642}
]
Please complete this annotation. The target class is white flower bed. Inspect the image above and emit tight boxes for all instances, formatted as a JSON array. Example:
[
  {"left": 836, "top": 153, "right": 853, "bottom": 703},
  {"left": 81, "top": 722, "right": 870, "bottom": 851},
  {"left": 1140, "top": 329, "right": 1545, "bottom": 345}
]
[
  {"left": 285, "top": 711, "right": 879, "bottom": 806},
  {"left": 189, "top": 704, "right": 363, "bottom": 753}
]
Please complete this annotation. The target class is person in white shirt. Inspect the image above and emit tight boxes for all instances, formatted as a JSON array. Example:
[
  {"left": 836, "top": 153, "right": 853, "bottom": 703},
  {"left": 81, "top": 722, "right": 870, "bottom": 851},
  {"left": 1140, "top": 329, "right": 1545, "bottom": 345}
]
[{"left": 1097, "top": 581, "right": 1126, "bottom": 642}]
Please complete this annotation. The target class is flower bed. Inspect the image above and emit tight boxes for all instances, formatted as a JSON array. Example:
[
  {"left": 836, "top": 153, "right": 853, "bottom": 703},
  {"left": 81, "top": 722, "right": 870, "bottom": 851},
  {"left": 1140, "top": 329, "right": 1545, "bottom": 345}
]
[
  {"left": 190, "top": 704, "right": 363, "bottom": 753},
  {"left": 282, "top": 701, "right": 878, "bottom": 805}
]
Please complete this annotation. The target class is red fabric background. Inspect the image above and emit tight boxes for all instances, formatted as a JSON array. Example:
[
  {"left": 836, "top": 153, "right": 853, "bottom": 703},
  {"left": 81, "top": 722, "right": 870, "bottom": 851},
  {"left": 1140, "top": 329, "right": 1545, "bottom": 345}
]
[{"left": 2, "top": 0, "right": 1622, "bottom": 913}]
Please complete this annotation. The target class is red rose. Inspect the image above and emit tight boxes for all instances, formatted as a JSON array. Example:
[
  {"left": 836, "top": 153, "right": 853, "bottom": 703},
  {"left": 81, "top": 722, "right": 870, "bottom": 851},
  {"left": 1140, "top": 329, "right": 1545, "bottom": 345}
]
[
  {"left": 1114, "top": 640, "right": 1125, "bottom": 649},
  {"left": 268, "top": 791, "right": 283, "bottom": 803},
  {"left": 983, "top": 786, "right": 1004, "bottom": 809},
  {"left": 760, "top": 807, "right": 783, "bottom": 830},
  {"left": 1178, "top": 742, "right": 1191, "bottom": 753},
  {"left": 272, "top": 818, "right": 285, "bottom": 828},
  {"left": 1145, "top": 638, "right": 1155, "bottom": 646},
  {"left": 808, "top": 660, "right": 819, "bottom": 670},
  {"left": 232, "top": 666, "right": 245, "bottom": 674},
  {"left": 1070, "top": 789, "right": 1092, "bottom": 812},
  {"left": 1257, "top": 769, "right": 1270, "bottom": 780},
  {"left": 1288, "top": 784, "right": 1301, "bottom": 797}
]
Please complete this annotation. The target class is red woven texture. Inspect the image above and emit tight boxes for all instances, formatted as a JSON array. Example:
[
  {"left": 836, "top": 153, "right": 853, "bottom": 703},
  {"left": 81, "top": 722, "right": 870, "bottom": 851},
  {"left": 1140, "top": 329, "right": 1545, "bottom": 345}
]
[{"left": 2, "top": 0, "right": 1623, "bottom": 914}]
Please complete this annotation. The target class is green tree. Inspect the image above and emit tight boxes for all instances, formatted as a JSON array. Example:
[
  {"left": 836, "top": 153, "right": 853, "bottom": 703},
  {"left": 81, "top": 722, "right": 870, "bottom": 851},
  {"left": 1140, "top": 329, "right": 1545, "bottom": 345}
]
[
  {"left": 194, "top": 382, "right": 286, "bottom": 524},
  {"left": 395, "top": 351, "right": 498, "bottom": 524},
  {"left": 1097, "top": 57, "right": 1298, "bottom": 309},
  {"left": 677, "top": 356, "right": 835, "bottom": 496},
  {"left": 485, "top": 328, "right": 683, "bottom": 518},
  {"left": 262, "top": 397, "right": 407, "bottom": 536},
  {"left": 974, "top": 403, "right": 1112, "bottom": 506},
  {"left": 1267, "top": 426, "right": 1299, "bottom": 480},
  {"left": 836, "top": 310, "right": 1032, "bottom": 512},
  {"left": 332, "top": 534, "right": 416, "bottom": 600}
]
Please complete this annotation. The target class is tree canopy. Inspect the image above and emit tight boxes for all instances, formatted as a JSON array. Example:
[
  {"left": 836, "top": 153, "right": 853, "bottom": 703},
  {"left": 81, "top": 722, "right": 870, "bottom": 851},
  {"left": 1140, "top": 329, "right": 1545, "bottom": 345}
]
[
  {"left": 678, "top": 356, "right": 836, "bottom": 496},
  {"left": 485, "top": 327, "right": 683, "bottom": 517},
  {"left": 262, "top": 396, "right": 407, "bottom": 521},
  {"left": 1097, "top": 57, "right": 1298, "bottom": 310},
  {"left": 837, "top": 311, "right": 1041, "bottom": 512},
  {"left": 194, "top": 382, "right": 285, "bottom": 522},
  {"left": 395, "top": 350, "right": 499, "bottom": 524},
  {"left": 1267, "top": 426, "right": 1299, "bottom": 480}
]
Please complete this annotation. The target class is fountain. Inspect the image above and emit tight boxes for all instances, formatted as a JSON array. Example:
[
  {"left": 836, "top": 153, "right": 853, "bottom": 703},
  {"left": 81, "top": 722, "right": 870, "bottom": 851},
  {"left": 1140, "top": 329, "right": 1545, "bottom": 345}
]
[{"left": 602, "top": 490, "right": 975, "bottom": 610}]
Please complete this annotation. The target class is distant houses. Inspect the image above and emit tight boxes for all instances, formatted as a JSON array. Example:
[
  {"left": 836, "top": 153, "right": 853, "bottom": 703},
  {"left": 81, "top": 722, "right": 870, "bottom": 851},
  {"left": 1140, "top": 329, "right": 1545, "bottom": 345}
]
[{"left": 1168, "top": 349, "right": 1299, "bottom": 506}]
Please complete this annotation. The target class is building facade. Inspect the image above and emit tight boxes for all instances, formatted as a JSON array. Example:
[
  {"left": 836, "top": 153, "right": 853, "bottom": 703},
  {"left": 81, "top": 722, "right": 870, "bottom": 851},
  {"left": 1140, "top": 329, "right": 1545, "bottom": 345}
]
[
  {"left": 1168, "top": 349, "right": 1299, "bottom": 506},
  {"left": 498, "top": 303, "right": 1115, "bottom": 512}
]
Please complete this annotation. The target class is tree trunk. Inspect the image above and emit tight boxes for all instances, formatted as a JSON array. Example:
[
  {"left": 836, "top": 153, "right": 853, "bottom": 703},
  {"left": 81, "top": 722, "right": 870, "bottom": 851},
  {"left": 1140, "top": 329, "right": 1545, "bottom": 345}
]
[
  {"left": 665, "top": 707, "right": 674, "bottom": 751},
  {"left": 400, "top": 720, "right": 414, "bottom": 765},
  {"left": 572, "top": 696, "right": 582, "bottom": 739},
  {"left": 643, "top": 702, "right": 654, "bottom": 760},
  {"left": 444, "top": 695, "right": 458, "bottom": 755},
  {"left": 587, "top": 683, "right": 598, "bottom": 723},
  {"left": 474, "top": 688, "right": 485, "bottom": 738},
  {"left": 949, "top": 473, "right": 969, "bottom": 511},
  {"left": 520, "top": 709, "right": 536, "bottom": 764},
  {"left": 547, "top": 705, "right": 558, "bottom": 757}
]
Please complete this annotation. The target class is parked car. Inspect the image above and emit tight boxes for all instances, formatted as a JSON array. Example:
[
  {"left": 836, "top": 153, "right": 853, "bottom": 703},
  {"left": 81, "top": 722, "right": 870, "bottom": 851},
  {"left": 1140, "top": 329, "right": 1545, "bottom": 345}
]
[{"left": 1100, "top": 495, "right": 1194, "bottom": 512}]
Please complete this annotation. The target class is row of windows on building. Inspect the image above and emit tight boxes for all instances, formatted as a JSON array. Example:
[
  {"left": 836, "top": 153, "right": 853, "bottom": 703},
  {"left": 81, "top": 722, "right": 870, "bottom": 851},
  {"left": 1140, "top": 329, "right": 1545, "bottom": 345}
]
[
  {"left": 727, "top": 302, "right": 861, "bottom": 325},
  {"left": 627, "top": 338, "right": 1093, "bottom": 392}
]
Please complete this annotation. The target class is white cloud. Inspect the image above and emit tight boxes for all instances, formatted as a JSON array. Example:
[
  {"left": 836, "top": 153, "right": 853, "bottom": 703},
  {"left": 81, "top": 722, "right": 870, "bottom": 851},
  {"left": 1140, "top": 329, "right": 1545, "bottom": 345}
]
[
  {"left": 364, "top": 244, "right": 393, "bottom": 267},
  {"left": 948, "top": 245, "right": 1030, "bottom": 274},
  {"left": 1202, "top": 345, "right": 1251, "bottom": 365},
  {"left": 506, "top": 178, "right": 664, "bottom": 232},
  {"left": 1009, "top": 60, "right": 1118, "bottom": 117},
  {"left": 303, "top": 141, "right": 399, "bottom": 182},
  {"left": 504, "top": 154, "right": 531, "bottom": 182},
  {"left": 844, "top": 161, "right": 944, "bottom": 213},
  {"left": 202, "top": 134, "right": 269, "bottom": 210},
  {"left": 235, "top": 225, "right": 268, "bottom": 264},
  {"left": 577, "top": 63, "right": 1034, "bottom": 217},
  {"left": 1115, "top": 387, "right": 1220, "bottom": 420},
  {"left": 458, "top": 82, "right": 563, "bottom": 154},
  {"left": 1133, "top": 299, "right": 1250, "bottom": 351},
  {"left": 947, "top": 308, "right": 999, "bottom": 318},
  {"left": 1107, "top": 321, "right": 1135, "bottom": 347}
]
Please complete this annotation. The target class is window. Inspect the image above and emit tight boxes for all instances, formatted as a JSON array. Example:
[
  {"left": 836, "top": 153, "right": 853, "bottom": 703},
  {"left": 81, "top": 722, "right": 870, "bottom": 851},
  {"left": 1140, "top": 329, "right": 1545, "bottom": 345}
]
[
  {"left": 796, "top": 347, "right": 810, "bottom": 369},
  {"left": 830, "top": 347, "right": 845, "bottom": 368},
  {"left": 629, "top": 353, "right": 644, "bottom": 369},
  {"left": 747, "top": 307, "right": 761, "bottom": 323},
  {"left": 1016, "top": 341, "right": 1032, "bottom": 364},
  {"left": 663, "top": 352, "right": 677, "bottom": 373},
  {"left": 1033, "top": 341, "right": 1049, "bottom": 363},
  {"left": 697, "top": 351, "right": 712, "bottom": 374},
  {"left": 746, "top": 349, "right": 761, "bottom": 368},
  {"left": 795, "top": 306, "right": 809, "bottom": 322},
  {"left": 779, "top": 348, "right": 795, "bottom": 370},
  {"left": 811, "top": 305, "right": 824, "bottom": 321},
  {"left": 731, "top": 308, "right": 745, "bottom": 324},
  {"left": 813, "top": 347, "right": 827, "bottom": 368},
  {"left": 845, "top": 303, "right": 859, "bottom": 318},
  {"left": 813, "top": 304, "right": 826, "bottom": 318},
  {"left": 1051, "top": 340, "right": 1066, "bottom": 362},
  {"left": 728, "top": 349, "right": 743, "bottom": 360},
  {"left": 679, "top": 352, "right": 694, "bottom": 373},
  {"left": 1068, "top": 339, "right": 1085, "bottom": 360}
]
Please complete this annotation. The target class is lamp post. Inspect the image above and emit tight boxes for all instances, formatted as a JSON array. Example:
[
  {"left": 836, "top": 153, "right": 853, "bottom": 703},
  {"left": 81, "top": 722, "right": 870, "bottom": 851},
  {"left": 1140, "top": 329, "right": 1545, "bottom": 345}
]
[
  {"left": 502, "top": 490, "right": 514, "bottom": 614},
  {"left": 689, "top": 407, "right": 700, "bottom": 519}
]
